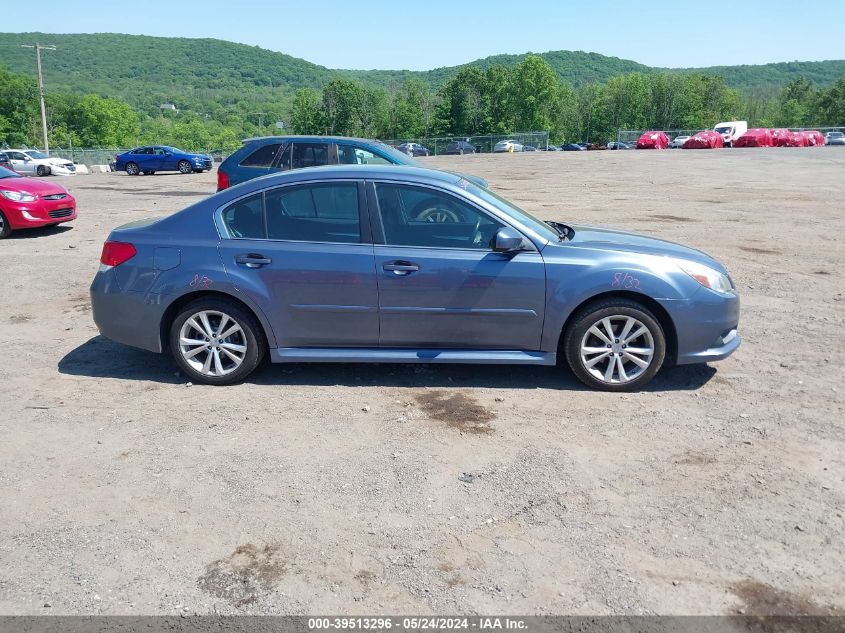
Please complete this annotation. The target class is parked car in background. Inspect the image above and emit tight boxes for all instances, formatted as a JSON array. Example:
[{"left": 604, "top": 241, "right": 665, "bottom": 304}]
[
  {"left": 90, "top": 164, "right": 740, "bottom": 390},
  {"left": 0, "top": 165, "right": 77, "bottom": 239},
  {"left": 560, "top": 143, "right": 586, "bottom": 151},
  {"left": 494, "top": 139, "right": 524, "bottom": 153},
  {"left": 606, "top": 141, "right": 633, "bottom": 150},
  {"left": 444, "top": 140, "right": 477, "bottom": 155},
  {"left": 217, "top": 135, "right": 487, "bottom": 190},
  {"left": 825, "top": 131, "right": 845, "bottom": 146},
  {"left": 522, "top": 145, "right": 538, "bottom": 152},
  {"left": 539, "top": 144, "right": 559, "bottom": 151},
  {"left": 115, "top": 146, "right": 213, "bottom": 176},
  {"left": 4, "top": 149, "right": 76, "bottom": 176},
  {"left": 713, "top": 121, "right": 748, "bottom": 147},
  {"left": 0, "top": 152, "right": 13, "bottom": 171},
  {"left": 396, "top": 142, "right": 432, "bottom": 157},
  {"left": 669, "top": 135, "right": 690, "bottom": 148}
]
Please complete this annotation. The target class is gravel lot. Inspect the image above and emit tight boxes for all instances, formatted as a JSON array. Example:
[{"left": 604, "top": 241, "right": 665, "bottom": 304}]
[{"left": 0, "top": 148, "right": 842, "bottom": 616}]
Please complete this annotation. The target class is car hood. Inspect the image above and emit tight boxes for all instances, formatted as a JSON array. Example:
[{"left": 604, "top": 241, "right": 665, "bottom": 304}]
[
  {"left": 35, "top": 157, "right": 73, "bottom": 166},
  {"left": 0, "top": 176, "right": 69, "bottom": 196},
  {"left": 565, "top": 224, "right": 727, "bottom": 273}
]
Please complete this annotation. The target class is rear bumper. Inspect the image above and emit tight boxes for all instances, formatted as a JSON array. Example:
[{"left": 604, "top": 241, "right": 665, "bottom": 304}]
[{"left": 90, "top": 269, "right": 167, "bottom": 353}]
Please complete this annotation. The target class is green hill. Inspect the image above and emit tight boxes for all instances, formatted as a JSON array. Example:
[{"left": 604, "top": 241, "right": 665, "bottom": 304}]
[{"left": 2, "top": 32, "right": 844, "bottom": 114}]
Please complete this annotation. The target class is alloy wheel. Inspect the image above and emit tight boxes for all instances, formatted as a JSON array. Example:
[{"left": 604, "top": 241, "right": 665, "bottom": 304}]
[
  {"left": 178, "top": 310, "right": 247, "bottom": 377},
  {"left": 579, "top": 315, "right": 655, "bottom": 384}
]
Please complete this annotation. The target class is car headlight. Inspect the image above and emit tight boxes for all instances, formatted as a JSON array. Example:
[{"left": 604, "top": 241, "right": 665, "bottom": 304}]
[
  {"left": 0, "top": 190, "right": 37, "bottom": 202},
  {"left": 674, "top": 259, "right": 734, "bottom": 294}
]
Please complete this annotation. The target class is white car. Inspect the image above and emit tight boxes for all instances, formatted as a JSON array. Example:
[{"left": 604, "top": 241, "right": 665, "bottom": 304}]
[
  {"left": 669, "top": 135, "right": 690, "bottom": 148},
  {"left": 4, "top": 149, "right": 77, "bottom": 176},
  {"left": 494, "top": 139, "right": 524, "bottom": 153},
  {"left": 713, "top": 121, "right": 748, "bottom": 147}
]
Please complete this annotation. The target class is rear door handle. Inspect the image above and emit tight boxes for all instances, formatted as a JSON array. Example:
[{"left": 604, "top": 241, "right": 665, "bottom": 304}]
[
  {"left": 383, "top": 261, "right": 419, "bottom": 275},
  {"left": 235, "top": 253, "right": 272, "bottom": 268}
]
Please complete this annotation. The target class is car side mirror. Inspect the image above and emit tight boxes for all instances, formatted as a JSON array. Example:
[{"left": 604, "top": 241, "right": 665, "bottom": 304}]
[{"left": 492, "top": 227, "right": 528, "bottom": 253}]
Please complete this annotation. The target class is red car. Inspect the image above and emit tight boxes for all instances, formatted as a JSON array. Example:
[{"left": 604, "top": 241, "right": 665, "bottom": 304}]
[{"left": 0, "top": 165, "right": 77, "bottom": 239}]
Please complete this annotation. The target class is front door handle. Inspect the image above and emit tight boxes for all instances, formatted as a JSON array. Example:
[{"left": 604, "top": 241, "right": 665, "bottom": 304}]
[
  {"left": 235, "top": 253, "right": 272, "bottom": 268},
  {"left": 383, "top": 261, "right": 419, "bottom": 275}
]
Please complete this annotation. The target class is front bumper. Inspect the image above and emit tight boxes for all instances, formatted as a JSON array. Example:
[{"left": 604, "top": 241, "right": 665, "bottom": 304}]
[
  {"left": 659, "top": 287, "right": 741, "bottom": 365},
  {"left": 3, "top": 198, "right": 77, "bottom": 229}
]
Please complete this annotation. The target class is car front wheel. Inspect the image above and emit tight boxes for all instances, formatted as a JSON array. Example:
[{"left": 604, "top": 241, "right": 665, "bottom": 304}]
[
  {"left": 0, "top": 211, "right": 11, "bottom": 239},
  {"left": 178, "top": 160, "right": 192, "bottom": 174},
  {"left": 36, "top": 165, "right": 50, "bottom": 177},
  {"left": 563, "top": 299, "right": 666, "bottom": 391},
  {"left": 169, "top": 298, "right": 265, "bottom": 385}
]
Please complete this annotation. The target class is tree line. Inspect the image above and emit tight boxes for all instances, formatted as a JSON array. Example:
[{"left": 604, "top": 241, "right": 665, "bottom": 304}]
[{"left": 2, "top": 56, "right": 844, "bottom": 151}]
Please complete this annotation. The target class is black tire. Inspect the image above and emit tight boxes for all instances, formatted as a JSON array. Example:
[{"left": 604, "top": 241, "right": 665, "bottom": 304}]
[
  {"left": 169, "top": 297, "right": 266, "bottom": 385},
  {"left": 125, "top": 162, "right": 140, "bottom": 176},
  {"left": 0, "top": 211, "right": 11, "bottom": 239},
  {"left": 178, "top": 160, "right": 192, "bottom": 174},
  {"left": 563, "top": 298, "right": 666, "bottom": 392},
  {"left": 36, "top": 165, "right": 50, "bottom": 177}
]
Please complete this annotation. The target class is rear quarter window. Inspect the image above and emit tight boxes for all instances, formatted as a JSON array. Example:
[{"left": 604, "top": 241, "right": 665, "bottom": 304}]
[{"left": 240, "top": 143, "right": 288, "bottom": 168}]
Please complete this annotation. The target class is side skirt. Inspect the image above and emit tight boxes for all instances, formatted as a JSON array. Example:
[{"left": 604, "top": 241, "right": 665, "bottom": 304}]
[{"left": 271, "top": 348, "right": 556, "bottom": 366}]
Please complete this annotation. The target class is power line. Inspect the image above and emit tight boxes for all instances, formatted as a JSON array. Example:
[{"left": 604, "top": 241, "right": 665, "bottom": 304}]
[{"left": 21, "top": 43, "right": 56, "bottom": 154}]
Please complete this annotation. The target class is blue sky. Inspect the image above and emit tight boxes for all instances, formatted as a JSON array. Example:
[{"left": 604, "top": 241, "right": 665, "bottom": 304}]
[{"left": 4, "top": 0, "right": 844, "bottom": 70}]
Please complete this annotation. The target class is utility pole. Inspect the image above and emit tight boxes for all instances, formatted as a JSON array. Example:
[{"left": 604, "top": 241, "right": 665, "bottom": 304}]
[
  {"left": 249, "top": 112, "right": 267, "bottom": 130},
  {"left": 21, "top": 43, "right": 56, "bottom": 154}
]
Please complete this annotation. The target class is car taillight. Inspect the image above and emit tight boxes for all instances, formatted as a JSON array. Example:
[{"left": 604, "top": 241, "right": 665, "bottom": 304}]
[
  {"left": 100, "top": 241, "right": 137, "bottom": 268},
  {"left": 217, "top": 170, "right": 229, "bottom": 191}
]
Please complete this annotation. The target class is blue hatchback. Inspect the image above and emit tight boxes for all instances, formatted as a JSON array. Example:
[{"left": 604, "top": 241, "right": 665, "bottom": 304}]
[
  {"left": 115, "top": 146, "right": 212, "bottom": 176},
  {"left": 90, "top": 164, "right": 740, "bottom": 391},
  {"left": 217, "top": 136, "right": 486, "bottom": 191}
]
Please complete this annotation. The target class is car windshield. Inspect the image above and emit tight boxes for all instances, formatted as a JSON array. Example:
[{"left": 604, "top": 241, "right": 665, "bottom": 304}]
[
  {"left": 466, "top": 183, "right": 559, "bottom": 243},
  {"left": 0, "top": 166, "right": 18, "bottom": 179},
  {"left": 27, "top": 151, "right": 49, "bottom": 159},
  {"left": 714, "top": 127, "right": 732, "bottom": 134},
  {"left": 829, "top": 132, "right": 843, "bottom": 138},
  {"left": 374, "top": 142, "right": 420, "bottom": 166}
]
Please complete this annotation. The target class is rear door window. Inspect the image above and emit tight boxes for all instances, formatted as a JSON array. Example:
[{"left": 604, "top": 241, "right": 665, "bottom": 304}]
[
  {"left": 291, "top": 143, "right": 329, "bottom": 169},
  {"left": 265, "top": 183, "right": 360, "bottom": 243},
  {"left": 240, "top": 142, "right": 288, "bottom": 168}
]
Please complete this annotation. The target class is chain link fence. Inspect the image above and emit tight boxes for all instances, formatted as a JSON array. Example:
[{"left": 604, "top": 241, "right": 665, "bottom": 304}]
[
  {"left": 382, "top": 132, "right": 550, "bottom": 155},
  {"left": 19, "top": 133, "right": 551, "bottom": 167},
  {"left": 617, "top": 126, "right": 845, "bottom": 144},
  {"left": 6, "top": 148, "right": 232, "bottom": 168}
]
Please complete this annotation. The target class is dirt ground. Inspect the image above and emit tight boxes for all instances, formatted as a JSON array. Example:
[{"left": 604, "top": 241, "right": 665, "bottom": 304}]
[{"left": 0, "top": 148, "right": 842, "bottom": 616}]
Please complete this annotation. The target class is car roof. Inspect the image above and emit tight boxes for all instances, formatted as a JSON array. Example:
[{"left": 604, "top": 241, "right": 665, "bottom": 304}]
[
  {"left": 240, "top": 135, "right": 383, "bottom": 145},
  {"left": 231, "top": 164, "right": 464, "bottom": 190}
]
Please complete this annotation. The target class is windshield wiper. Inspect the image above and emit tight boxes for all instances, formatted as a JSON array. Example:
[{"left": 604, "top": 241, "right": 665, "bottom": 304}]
[{"left": 545, "top": 221, "right": 573, "bottom": 241}]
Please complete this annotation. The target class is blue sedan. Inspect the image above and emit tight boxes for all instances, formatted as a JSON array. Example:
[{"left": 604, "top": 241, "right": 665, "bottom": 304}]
[
  {"left": 90, "top": 165, "right": 740, "bottom": 390},
  {"left": 115, "top": 146, "right": 212, "bottom": 175}
]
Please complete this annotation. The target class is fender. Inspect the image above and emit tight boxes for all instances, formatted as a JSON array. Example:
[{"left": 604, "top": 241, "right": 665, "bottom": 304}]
[{"left": 539, "top": 247, "right": 699, "bottom": 351}]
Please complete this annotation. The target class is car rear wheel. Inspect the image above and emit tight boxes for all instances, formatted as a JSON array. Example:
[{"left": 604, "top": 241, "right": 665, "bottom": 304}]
[
  {"left": 0, "top": 211, "right": 11, "bottom": 239},
  {"left": 563, "top": 299, "right": 666, "bottom": 391},
  {"left": 178, "top": 160, "right": 192, "bottom": 174},
  {"left": 169, "top": 298, "right": 265, "bottom": 385},
  {"left": 36, "top": 165, "right": 50, "bottom": 177},
  {"left": 125, "top": 162, "right": 140, "bottom": 175}
]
